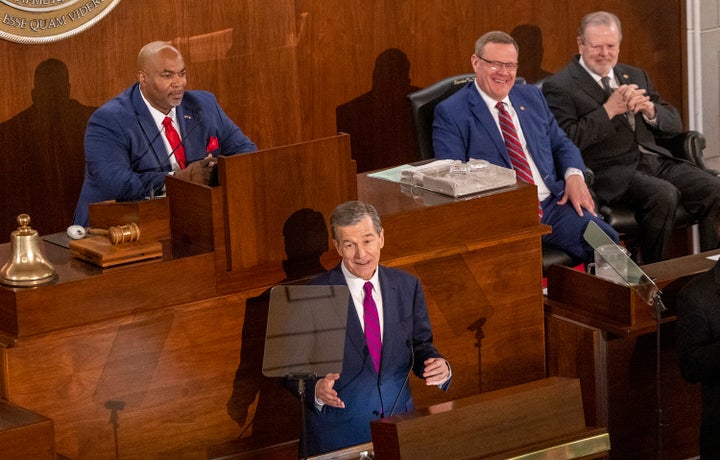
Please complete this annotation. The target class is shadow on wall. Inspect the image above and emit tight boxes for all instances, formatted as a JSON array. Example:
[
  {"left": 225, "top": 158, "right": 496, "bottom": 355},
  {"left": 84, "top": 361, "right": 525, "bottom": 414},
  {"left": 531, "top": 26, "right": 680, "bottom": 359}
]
[
  {"left": 336, "top": 48, "right": 420, "bottom": 173},
  {"left": 0, "top": 58, "right": 96, "bottom": 243},
  {"left": 214, "top": 208, "right": 330, "bottom": 457},
  {"left": 511, "top": 24, "right": 553, "bottom": 85}
]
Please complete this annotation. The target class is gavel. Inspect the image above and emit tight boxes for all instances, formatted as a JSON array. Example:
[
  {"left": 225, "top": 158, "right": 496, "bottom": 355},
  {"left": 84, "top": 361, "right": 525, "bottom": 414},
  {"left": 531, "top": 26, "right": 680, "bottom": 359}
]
[{"left": 67, "top": 223, "right": 141, "bottom": 245}]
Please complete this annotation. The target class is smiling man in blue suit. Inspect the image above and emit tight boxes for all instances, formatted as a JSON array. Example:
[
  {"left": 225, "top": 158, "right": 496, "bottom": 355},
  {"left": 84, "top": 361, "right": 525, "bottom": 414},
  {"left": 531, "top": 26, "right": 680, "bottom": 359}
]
[
  {"left": 304, "top": 200, "right": 451, "bottom": 456},
  {"left": 73, "top": 41, "right": 257, "bottom": 226},
  {"left": 433, "top": 31, "right": 618, "bottom": 264}
]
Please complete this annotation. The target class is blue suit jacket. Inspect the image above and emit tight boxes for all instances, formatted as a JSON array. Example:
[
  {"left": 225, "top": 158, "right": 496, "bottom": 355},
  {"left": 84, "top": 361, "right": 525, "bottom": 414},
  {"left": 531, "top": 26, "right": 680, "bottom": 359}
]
[
  {"left": 431, "top": 81, "right": 622, "bottom": 263},
  {"left": 432, "top": 81, "right": 586, "bottom": 200},
  {"left": 73, "top": 83, "right": 257, "bottom": 225},
  {"left": 303, "top": 263, "right": 449, "bottom": 456}
]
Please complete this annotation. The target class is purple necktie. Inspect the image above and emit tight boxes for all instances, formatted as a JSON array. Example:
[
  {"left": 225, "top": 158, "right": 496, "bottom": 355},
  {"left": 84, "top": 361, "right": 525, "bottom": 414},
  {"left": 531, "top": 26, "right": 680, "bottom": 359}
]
[
  {"left": 363, "top": 281, "right": 382, "bottom": 374},
  {"left": 496, "top": 101, "right": 543, "bottom": 218}
]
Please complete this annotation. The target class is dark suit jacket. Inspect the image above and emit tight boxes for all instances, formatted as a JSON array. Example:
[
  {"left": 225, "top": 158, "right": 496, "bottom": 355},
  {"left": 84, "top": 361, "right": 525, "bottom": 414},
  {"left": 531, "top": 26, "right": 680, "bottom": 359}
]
[
  {"left": 73, "top": 82, "right": 257, "bottom": 225},
  {"left": 676, "top": 260, "right": 720, "bottom": 458},
  {"left": 542, "top": 55, "right": 683, "bottom": 203},
  {"left": 303, "top": 263, "right": 449, "bottom": 456},
  {"left": 432, "top": 81, "right": 586, "bottom": 201}
]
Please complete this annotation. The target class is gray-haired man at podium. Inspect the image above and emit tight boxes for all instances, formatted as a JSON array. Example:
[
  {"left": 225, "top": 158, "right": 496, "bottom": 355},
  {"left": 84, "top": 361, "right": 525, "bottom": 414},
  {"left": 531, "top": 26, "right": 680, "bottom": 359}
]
[{"left": 304, "top": 200, "right": 451, "bottom": 456}]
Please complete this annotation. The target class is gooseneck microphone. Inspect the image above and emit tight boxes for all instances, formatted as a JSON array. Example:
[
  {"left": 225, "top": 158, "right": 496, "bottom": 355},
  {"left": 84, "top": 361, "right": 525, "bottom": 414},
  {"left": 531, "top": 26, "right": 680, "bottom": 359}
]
[
  {"left": 131, "top": 111, "right": 204, "bottom": 172},
  {"left": 131, "top": 118, "right": 167, "bottom": 172},
  {"left": 388, "top": 339, "right": 414, "bottom": 417},
  {"left": 129, "top": 111, "right": 204, "bottom": 197},
  {"left": 153, "top": 112, "right": 204, "bottom": 172}
]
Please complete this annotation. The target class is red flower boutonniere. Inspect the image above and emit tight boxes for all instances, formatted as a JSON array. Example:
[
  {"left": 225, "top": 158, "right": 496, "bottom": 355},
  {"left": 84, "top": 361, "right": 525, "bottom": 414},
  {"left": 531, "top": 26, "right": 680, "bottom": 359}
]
[{"left": 206, "top": 136, "right": 219, "bottom": 153}]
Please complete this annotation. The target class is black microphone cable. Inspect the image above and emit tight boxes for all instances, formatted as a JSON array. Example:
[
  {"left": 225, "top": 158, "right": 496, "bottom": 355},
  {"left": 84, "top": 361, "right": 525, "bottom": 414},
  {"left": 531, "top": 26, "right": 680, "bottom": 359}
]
[{"left": 388, "top": 339, "right": 414, "bottom": 417}]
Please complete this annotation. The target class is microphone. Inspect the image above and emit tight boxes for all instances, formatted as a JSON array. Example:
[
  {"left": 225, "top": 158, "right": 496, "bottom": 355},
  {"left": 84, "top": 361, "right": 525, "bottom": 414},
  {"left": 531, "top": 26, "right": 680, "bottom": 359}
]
[
  {"left": 129, "top": 111, "right": 204, "bottom": 198},
  {"left": 388, "top": 339, "right": 414, "bottom": 417},
  {"left": 155, "top": 112, "right": 205, "bottom": 172},
  {"left": 131, "top": 110, "right": 204, "bottom": 174},
  {"left": 130, "top": 118, "right": 167, "bottom": 172}
]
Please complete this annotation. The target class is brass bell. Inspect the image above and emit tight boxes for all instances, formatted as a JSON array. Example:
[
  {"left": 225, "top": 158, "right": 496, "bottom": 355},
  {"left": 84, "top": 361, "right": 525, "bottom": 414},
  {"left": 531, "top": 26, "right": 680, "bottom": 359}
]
[{"left": 0, "top": 214, "right": 58, "bottom": 287}]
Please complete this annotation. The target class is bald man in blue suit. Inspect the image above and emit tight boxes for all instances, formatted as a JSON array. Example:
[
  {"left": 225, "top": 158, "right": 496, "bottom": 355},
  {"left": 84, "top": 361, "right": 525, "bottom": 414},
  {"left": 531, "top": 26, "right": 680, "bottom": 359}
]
[
  {"left": 433, "top": 31, "right": 618, "bottom": 264},
  {"left": 302, "top": 201, "right": 451, "bottom": 456},
  {"left": 74, "top": 41, "right": 256, "bottom": 226}
]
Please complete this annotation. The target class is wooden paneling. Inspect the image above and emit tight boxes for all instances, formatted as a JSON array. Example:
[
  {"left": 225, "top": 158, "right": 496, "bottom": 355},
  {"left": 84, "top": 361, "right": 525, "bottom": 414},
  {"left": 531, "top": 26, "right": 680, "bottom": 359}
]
[
  {"left": 0, "top": 150, "right": 549, "bottom": 458},
  {"left": 3, "top": 292, "right": 304, "bottom": 459},
  {"left": 545, "top": 251, "right": 718, "bottom": 459},
  {"left": 0, "top": 0, "right": 684, "bottom": 243}
]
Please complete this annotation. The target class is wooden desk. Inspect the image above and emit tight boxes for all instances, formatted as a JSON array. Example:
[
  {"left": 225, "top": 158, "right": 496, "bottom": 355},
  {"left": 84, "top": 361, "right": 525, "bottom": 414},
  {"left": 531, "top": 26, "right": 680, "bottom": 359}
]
[
  {"left": 0, "top": 143, "right": 550, "bottom": 459},
  {"left": 545, "top": 250, "right": 717, "bottom": 459}
]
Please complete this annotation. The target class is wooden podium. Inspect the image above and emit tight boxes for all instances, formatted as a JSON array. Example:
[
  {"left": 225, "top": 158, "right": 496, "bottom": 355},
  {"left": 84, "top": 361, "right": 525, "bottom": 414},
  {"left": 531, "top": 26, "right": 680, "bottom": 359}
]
[
  {"left": 0, "top": 133, "right": 553, "bottom": 459},
  {"left": 370, "top": 377, "right": 609, "bottom": 459}
]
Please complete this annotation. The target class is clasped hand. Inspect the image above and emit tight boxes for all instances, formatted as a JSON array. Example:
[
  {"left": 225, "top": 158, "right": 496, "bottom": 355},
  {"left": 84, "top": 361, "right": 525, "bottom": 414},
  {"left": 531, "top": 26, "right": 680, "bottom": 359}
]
[
  {"left": 173, "top": 154, "right": 216, "bottom": 185},
  {"left": 604, "top": 84, "right": 654, "bottom": 119}
]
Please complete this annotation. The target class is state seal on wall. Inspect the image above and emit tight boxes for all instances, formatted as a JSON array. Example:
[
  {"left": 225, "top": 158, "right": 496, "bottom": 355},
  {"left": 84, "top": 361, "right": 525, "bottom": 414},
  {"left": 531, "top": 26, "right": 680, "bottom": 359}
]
[{"left": 0, "top": 0, "right": 121, "bottom": 44}]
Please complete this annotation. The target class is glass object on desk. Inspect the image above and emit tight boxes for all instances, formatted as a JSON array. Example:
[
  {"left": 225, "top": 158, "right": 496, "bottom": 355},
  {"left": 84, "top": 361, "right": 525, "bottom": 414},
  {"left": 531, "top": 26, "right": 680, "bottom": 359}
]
[
  {"left": 450, "top": 159, "right": 491, "bottom": 176},
  {"left": 583, "top": 220, "right": 660, "bottom": 307},
  {"left": 401, "top": 159, "right": 516, "bottom": 197},
  {"left": 589, "top": 244, "right": 630, "bottom": 285},
  {"left": 449, "top": 162, "right": 470, "bottom": 175}
]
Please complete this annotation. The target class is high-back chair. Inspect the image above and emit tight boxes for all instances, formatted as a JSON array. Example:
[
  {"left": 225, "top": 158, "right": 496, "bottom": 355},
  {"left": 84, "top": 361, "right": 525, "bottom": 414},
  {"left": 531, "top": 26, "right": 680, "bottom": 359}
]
[
  {"left": 596, "top": 131, "right": 711, "bottom": 261},
  {"left": 408, "top": 73, "right": 475, "bottom": 160}
]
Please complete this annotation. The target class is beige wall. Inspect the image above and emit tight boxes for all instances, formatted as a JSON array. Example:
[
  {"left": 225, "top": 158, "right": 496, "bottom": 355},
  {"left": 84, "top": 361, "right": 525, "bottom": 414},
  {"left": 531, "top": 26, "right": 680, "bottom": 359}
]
[{"left": 691, "top": 0, "right": 720, "bottom": 158}]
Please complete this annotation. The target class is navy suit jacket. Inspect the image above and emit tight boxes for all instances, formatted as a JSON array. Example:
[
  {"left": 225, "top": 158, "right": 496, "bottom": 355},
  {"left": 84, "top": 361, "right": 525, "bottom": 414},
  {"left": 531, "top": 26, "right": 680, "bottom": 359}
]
[
  {"left": 432, "top": 81, "right": 586, "bottom": 201},
  {"left": 431, "top": 80, "right": 621, "bottom": 263},
  {"left": 676, "top": 260, "right": 720, "bottom": 457},
  {"left": 542, "top": 56, "right": 683, "bottom": 202},
  {"left": 303, "top": 263, "right": 449, "bottom": 456},
  {"left": 73, "top": 83, "right": 257, "bottom": 225}
]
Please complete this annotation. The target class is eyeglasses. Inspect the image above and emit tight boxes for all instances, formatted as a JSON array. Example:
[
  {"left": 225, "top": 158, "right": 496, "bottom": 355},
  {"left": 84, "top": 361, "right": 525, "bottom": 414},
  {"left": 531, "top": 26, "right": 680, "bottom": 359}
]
[{"left": 477, "top": 56, "right": 518, "bottom": 72}]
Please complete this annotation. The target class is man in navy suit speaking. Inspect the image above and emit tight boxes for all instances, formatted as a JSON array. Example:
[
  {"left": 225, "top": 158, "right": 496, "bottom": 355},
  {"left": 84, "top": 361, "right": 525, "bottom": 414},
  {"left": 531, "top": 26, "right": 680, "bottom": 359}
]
[
  {"left": 73, "top": 41, "right": 257, "bottom": 226},
  {"left": 304, "top": 200, "right": 451, "bottom": 456}
]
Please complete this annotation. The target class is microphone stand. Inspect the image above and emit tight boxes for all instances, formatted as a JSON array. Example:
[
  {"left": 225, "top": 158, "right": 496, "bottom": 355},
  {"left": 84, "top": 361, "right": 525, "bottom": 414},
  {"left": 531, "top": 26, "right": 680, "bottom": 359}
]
[
  {"left": 583, "top": 221, "right": 667, "bottom": 459},
  {"left": 388, "top": 340, "right": 414, "bottom": 418},
  {"left": 651, "top": 291, "right": 667, "bottom": 460},
  {"left": 288, "top": 373, "right": 316, "bottom": 460}
]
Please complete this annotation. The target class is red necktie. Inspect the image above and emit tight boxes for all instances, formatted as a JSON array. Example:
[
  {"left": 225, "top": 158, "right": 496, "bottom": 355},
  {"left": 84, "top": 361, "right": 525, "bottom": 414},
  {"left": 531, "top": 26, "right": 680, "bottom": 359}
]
[
  {"left": 162, "top": 116, "right": 186, "bottom": 169},
  {"left": 496, "top": 102, "right": 543, "bottom": 218},
  {"left": 363, "top": 281, "right": 382, "bottom": 374}
]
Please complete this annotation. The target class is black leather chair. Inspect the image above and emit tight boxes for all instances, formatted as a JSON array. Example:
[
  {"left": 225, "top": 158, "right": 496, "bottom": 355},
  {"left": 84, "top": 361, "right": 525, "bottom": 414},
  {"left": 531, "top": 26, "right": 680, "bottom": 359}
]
[
  {"left": 408, "top": 73, "right": 476, "bottom": 160},
  {"left": 596, "top": 130, "right": 713, "bottom": 262},
  {"left": 407, "top": 74, "right": 577, "bottom": 275}
]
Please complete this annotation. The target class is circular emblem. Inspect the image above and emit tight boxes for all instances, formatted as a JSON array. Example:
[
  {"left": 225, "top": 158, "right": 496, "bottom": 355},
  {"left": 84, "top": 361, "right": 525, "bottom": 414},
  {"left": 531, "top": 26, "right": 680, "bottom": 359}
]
[{"left": 0, "top": 0, "right": 122, "bottom": 44}]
